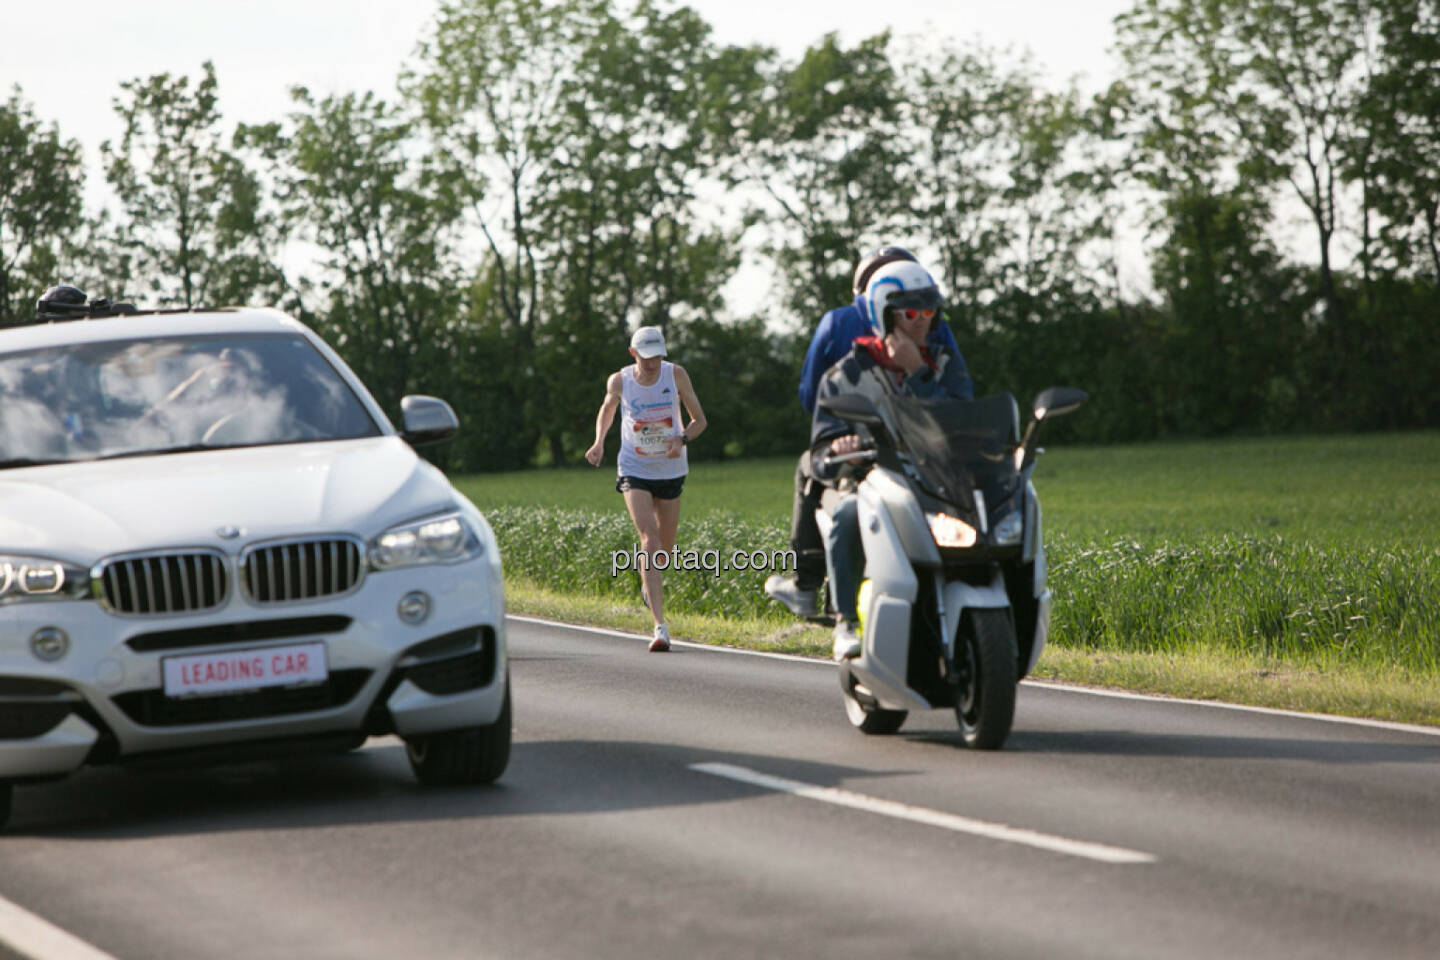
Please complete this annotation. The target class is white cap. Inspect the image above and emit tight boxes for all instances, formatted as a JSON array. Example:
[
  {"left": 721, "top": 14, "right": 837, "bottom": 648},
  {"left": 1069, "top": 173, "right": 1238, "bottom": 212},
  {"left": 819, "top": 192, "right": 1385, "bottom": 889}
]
[{"left": 630, "top": 325, "right": 667, "bottom": 358}]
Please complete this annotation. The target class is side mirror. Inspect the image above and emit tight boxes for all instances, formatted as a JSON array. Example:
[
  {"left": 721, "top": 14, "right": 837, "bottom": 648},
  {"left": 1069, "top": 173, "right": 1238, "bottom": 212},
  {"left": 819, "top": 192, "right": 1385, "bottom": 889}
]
[
  {"left": 818, "top": 393, "right": 884, "bottom": 426},
  {"left": 1018, "top": 386, "right": 1088, "bottom": 471},
  {"left": 1031, "top": 386, "right": 1088, "bottom": 421},
  {"left": 399, "top": 395, "right": 459, "bottom": 446}
]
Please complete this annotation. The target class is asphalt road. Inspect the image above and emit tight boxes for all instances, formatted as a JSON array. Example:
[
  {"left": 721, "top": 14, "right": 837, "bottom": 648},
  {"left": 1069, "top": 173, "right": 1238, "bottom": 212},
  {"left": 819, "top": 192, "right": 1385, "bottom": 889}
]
[{"left": 3, "top": 615, "right": 1439, "bottom": 960}]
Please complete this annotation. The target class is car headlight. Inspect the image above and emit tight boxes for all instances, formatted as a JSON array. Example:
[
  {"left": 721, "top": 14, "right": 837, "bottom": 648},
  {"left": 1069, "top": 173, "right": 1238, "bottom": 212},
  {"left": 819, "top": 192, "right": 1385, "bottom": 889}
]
[
  {"left": 925, "top": 512, "right": 977, "bottom": 549},
  {"left": 0, "top": 556, "right": 92, "bottom": 604},
  {"left": 991, "top": 510, "right": 1024, "bottom": 547},
  {"left": 369, "top": 512, "right": 482, "bottom": 571}
]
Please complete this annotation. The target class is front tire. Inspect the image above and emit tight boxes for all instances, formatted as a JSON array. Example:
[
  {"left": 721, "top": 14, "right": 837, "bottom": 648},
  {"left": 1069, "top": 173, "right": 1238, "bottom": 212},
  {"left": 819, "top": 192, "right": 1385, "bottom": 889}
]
[
  {"left": 954, "top": 608, "right": 1018, "bottom": 750},
  {"left": 406, "top": 680, "right": 512, "bottom": 786},
  {"left": 841, "top": 670, "right": 907, "bottom": 735}
]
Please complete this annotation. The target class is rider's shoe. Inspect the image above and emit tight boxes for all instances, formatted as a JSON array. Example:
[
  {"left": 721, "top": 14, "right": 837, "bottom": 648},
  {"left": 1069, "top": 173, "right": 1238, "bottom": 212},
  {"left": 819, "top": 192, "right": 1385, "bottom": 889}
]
[
  {"left": 649, "top": 623, "right": 671, "bottom": 653},
  {"left": 765, "top": 574, "right": 818, "bottom": 617},
  {"left": 831, "top": 620, "right": 862, "bottom": 661}
]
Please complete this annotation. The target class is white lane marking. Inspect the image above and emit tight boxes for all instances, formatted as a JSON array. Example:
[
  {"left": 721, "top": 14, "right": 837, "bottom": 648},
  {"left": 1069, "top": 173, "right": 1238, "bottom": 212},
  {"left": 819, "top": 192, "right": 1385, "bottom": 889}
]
[
  {"left": 508, "top": 614, "right": 1440, "bottom": 738},
  {"left": 0, "top": 895, "right": 120, "bottom": 960},
  {"left": 690, "top": 762, "right": 1156, "bottom": 865}
]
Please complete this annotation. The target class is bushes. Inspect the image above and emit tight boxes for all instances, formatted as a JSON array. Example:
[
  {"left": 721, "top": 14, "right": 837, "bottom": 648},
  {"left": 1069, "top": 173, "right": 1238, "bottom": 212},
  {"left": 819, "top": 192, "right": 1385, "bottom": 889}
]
[
  {"left": 489, "top": 504, "right": 1440, "bottom": 677},
  {"left": 1050, "top": 534, "right": 1440, "bottom": 673},
  {"left": 487, "top": 507, "right": 795, "bottom": 622}
]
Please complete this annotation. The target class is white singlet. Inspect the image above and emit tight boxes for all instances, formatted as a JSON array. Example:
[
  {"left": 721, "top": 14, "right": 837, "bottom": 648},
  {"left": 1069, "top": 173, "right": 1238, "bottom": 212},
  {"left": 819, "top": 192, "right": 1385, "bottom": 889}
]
[{"left": 616, "top": 362, "right": 688, "bottom": 480}]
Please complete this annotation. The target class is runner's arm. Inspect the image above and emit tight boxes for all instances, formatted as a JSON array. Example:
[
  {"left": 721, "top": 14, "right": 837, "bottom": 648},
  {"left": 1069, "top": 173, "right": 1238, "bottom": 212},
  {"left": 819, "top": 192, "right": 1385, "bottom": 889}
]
[
  {"left": 673, "top": 365, "right": 707, "bottom": 443},
  {"left": 585, "top": 372, "right": 623, "bottom": 466}
]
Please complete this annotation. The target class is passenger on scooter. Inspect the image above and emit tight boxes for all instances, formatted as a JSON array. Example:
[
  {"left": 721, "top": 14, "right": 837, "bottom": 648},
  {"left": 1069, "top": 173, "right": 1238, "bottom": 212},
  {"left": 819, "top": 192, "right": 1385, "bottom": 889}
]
[
  {"left": 810, "top": 260, "right": 974, "bottom": 660},
  {"left": 764, "top": 246, "right": 972, "bottom": 619}
]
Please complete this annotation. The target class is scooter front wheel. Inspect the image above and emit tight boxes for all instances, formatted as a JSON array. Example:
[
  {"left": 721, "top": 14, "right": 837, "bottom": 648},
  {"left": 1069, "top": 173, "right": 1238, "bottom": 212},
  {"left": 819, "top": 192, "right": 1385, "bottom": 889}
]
[
  {"left": 840, "top": 670, "right": 907, "bottom": 735},
  {"left": 954, "top": 608, "right": 1018, "bottom": 750}
]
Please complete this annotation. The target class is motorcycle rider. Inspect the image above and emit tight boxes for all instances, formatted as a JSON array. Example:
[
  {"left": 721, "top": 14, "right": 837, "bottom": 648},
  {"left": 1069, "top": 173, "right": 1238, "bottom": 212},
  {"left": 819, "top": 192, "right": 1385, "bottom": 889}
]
[
  {"left": 765, "top": 246, "right": 972, "bottom": 618},
  {"left": 810, "top": 259, "right": 973, "bottom": 660}
]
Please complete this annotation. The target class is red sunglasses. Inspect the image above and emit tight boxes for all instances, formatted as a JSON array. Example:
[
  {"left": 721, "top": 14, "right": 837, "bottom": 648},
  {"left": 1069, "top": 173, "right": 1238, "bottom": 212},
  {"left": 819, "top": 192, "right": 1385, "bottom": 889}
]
[{"left": 903, "top": 307, "right": 936, "bottom": 320}]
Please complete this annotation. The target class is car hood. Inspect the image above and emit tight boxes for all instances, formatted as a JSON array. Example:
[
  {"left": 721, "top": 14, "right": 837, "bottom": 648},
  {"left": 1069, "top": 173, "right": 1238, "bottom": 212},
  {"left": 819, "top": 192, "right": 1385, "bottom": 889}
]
[{"left": 0, "top": 438, "right": 457, "bottom": 562}]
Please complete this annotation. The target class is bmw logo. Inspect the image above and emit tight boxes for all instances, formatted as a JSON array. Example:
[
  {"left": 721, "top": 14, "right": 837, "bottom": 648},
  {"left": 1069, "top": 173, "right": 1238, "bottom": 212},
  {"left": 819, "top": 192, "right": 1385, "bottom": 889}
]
[{"left": 216, "top": 526, "right": 244, "bottom": 540}]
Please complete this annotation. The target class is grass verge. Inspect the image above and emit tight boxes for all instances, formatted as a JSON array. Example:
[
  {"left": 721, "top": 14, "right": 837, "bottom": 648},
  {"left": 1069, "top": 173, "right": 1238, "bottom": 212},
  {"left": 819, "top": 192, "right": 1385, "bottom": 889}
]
[
  {"left": 504, "top": 576, "right": 1440, "bottom": 728},
  {"left": 476, "top": 432, "right": 1440, "bottom": 729}
]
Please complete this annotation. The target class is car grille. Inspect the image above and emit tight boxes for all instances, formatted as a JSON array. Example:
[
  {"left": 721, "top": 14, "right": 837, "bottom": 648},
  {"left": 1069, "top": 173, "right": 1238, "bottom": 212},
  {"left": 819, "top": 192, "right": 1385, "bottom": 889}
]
[
  {"left": 242, "top": 538, "right": 363, "bottom": 604},
  {"left": 111, "top": 669, "right": 371, "bottom": 727},
  {"left": 98, "top": 551, "right": 229, "bottom": 615}
]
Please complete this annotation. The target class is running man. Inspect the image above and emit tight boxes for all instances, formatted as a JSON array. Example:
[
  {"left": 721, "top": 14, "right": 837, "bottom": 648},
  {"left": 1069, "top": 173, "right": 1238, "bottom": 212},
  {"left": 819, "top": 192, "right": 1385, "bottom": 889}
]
[{"left": 585, "top": 325, "right": 707, "bottom": 651}]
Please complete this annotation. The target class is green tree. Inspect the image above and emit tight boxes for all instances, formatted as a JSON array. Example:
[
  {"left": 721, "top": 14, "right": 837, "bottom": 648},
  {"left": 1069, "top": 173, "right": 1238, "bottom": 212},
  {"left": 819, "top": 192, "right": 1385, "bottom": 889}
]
[
  {"left": 738, "top": 31, "right": 908, "bottom": 325},
  {"left": 238, "top": 89, "right": 474, "bottom": 443},
  {"left": 408, "top": 0, "right": 758, "bottom": 465},
  {"left": 1114, "top": 0, "right": 1368, "bottom": 325},
  {"left": 899, "top": 40, "right": 1109, "bottom": 358},
  {"left": 1152, "top": 187, "right": 1309, "bottom": 432},
  {"left": 102, "top": 61, "right": 284, "bottom": 308},
  {"left": 535, "top": 1, "right": 753, "bottom": 460},
  {"left": 0, "top": 88, "right": 85, "bottom": 325},
  {"left": 1352, "top": 0, "right": 1440, "bottom": 281}
]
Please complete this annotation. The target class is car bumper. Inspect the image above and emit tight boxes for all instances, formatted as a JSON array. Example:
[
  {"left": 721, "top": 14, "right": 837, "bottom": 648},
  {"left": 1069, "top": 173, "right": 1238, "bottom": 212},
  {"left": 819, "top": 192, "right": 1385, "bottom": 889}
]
[{"left": 0, "top": 559, "right": 506, "bottom": 780}]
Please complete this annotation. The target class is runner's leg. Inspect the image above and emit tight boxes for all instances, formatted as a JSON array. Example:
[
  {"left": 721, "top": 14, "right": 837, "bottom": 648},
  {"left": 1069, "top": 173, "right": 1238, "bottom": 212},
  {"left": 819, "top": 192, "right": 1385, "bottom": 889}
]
[
  {"left": 653, "top": 492, "right": 682, "bottom": 625},
  {"left": 624, "top": 488, "right": 665, "bottom": 627}
]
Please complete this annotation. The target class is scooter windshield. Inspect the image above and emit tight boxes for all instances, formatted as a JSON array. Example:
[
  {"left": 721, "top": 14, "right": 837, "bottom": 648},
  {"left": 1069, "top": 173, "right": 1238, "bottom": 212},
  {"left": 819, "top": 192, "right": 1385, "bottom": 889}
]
[{"left": 882, "top": 393, "right": 1022, "bottom": 514}]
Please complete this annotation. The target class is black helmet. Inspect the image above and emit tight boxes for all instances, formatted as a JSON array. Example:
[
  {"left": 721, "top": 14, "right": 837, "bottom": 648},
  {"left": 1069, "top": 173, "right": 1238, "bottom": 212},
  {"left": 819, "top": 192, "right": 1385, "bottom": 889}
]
[
  {"left": 35, "top": 285, "right": 90, "bottom": 321},
  {"left": 851, "top": 245, "right": 918, "bottom": 297}
]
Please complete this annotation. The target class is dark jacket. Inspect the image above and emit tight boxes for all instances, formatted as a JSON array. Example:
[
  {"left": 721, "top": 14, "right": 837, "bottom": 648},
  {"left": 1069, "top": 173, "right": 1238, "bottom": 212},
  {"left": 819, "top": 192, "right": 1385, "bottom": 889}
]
[{"left": 810, "top": 338, "right": 973, "bottom": 483}]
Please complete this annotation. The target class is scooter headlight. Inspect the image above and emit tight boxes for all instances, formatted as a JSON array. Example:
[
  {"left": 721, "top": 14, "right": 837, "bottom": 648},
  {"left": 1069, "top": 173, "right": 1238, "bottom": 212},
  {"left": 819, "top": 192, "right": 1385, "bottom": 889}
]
[
  {"left": 926, "top": 512, "right": 977, "bottom": 549},
  {"left": 991, "top": 510, "right": 1024, "bottom": 547}
]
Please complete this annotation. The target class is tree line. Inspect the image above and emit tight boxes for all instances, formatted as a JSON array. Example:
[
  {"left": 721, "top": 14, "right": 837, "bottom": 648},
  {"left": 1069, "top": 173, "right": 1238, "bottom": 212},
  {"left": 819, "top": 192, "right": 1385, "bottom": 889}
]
[{"left": 1, "top": 0, "right": 1436, "bottom": 471}]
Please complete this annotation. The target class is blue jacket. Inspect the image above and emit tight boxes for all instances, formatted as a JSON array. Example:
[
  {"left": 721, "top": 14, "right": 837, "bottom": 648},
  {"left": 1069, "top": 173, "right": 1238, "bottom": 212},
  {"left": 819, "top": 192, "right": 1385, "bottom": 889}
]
[{"left": 798, "top": 295, "right": 970, "bottom": 415}]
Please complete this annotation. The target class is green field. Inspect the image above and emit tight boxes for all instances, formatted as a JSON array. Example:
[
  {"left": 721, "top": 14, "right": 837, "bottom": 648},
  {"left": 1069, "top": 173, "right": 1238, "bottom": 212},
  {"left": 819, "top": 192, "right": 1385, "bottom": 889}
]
[{"left": 456, "top": 431, "right": 1440, "bottom": 725}]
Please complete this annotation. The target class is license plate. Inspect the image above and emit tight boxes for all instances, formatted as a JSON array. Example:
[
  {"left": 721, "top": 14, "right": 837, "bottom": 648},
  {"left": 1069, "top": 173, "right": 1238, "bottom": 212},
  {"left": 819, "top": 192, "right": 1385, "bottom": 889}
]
[{"left": 162, "top": 642, "right": 328, "bottom": 697}]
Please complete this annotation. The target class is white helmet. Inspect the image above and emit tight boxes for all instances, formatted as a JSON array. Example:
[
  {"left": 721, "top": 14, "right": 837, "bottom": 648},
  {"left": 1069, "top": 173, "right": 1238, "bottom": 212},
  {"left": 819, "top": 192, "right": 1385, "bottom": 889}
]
[{"left": 863, "top": 260, "right": 942, "bottom": 337}]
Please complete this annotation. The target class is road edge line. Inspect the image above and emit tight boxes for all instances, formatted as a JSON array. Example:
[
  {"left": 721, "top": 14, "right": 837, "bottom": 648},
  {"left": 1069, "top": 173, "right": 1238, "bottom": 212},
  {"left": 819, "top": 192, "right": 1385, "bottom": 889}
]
[{"left": 506, "top": 613, "right": 1440, "bottom": 738}]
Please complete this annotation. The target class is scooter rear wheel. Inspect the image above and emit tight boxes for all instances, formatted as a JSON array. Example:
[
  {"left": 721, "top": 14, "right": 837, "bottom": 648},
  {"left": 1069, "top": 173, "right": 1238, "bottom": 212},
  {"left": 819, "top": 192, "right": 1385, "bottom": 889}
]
[{"left": 954, "top": 608, "right": 1018, "bottom": 750}]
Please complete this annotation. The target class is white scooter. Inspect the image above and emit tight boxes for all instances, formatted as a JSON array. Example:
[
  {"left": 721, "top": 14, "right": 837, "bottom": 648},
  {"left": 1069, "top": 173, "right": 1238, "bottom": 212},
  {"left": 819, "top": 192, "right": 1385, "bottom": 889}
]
[{"left": 815, "top": 386, "right": 1087, "bottom": 749}]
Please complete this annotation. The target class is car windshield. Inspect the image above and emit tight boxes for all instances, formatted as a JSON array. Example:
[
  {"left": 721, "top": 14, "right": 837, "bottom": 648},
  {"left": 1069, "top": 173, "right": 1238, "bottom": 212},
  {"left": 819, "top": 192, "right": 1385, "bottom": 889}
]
[{"left": 0, "top": 332, "right": 381, "bottom": 466}]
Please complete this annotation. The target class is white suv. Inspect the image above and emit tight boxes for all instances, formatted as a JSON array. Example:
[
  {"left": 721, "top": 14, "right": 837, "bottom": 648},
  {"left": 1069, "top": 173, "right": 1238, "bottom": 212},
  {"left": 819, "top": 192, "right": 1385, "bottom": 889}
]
[{"left": 0, "top": 303, "right": 510, "bottom": 829}]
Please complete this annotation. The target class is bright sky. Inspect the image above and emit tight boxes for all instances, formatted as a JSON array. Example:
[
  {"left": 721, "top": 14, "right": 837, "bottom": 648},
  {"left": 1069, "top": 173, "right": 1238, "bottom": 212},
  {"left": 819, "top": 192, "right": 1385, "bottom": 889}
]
[
  {"left": 1, "top": 0, "right": 1142, "bottom": 305},
  {"left": 2, "top": 0, "right": 1132, "bottom": 173}
]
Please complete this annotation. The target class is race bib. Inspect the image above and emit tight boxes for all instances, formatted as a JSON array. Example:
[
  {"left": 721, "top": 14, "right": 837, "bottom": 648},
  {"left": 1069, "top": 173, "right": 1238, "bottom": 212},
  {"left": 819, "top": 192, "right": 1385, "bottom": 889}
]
[{"left": 633, "top": 416, "right": 675, "bottom": 457}]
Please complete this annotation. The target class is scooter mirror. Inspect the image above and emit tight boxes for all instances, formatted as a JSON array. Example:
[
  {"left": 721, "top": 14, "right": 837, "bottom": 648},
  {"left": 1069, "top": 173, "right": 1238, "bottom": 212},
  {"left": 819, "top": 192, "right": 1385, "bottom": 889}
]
[
  {"left": 818, "top": 393, "right": 885, "bottom": 426},
  {"left": 1031, "top": 386, "right": 1088, "bottom": 421}
]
